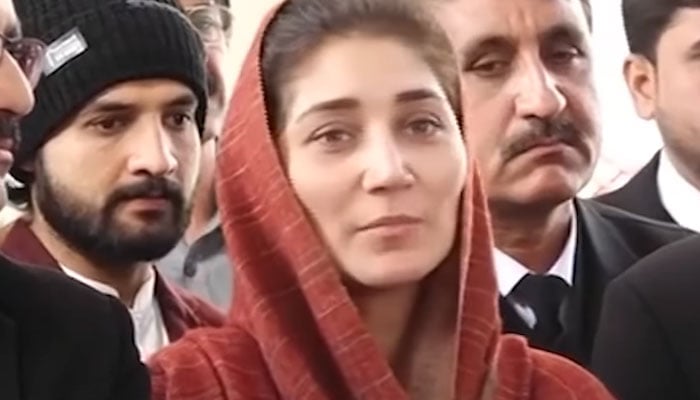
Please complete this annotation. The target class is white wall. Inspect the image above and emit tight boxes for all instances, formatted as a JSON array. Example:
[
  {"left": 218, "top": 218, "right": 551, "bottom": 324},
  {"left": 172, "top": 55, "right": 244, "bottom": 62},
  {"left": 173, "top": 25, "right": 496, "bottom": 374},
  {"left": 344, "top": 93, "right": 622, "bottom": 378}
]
[
  {"left": 583, "top": 0, "right": 662, "bottom": 196},
  {"left": 226, "top": 0, "right": 281, "bottom": 90}
]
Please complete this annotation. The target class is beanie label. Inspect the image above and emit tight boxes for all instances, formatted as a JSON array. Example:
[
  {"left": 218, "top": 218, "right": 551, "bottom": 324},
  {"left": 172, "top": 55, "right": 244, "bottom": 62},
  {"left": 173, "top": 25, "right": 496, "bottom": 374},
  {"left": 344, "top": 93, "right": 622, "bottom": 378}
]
[{"left": 43, "top": 28, "right": 88, "bottom": 77}]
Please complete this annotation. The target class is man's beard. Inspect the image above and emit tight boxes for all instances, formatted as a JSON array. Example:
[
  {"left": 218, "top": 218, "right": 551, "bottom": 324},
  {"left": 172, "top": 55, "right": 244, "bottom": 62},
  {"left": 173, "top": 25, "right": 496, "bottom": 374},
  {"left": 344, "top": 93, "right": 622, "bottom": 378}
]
[
  {"left": 0, "top": 112, "right": 20, "bottom": 207},
  {"left": 34, "top": 158, "right": 191, "bottom": 268}
]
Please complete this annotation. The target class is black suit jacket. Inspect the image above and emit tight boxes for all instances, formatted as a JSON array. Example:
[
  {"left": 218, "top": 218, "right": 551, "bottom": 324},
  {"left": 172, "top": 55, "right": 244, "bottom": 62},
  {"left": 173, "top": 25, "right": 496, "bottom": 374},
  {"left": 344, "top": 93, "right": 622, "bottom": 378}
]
[
  {"left": 596, "top": 152, "right": 675, "bottom": 224},
  {"left": 592, "top": 235, "right": 700, "bottom": 400},
  {"left": 0, "top": 255, "right": 149, "bottom": 400},
  {"left": 499, "top": 198, "right": 692, "bottom": 368}
]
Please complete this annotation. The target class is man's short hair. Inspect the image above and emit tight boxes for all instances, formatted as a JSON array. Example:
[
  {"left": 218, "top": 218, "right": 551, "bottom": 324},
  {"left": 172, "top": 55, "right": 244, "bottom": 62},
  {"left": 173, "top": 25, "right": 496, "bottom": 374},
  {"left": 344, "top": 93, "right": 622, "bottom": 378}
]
[{"left": 622, "top": 0, "right": 700, "bottom": 62}]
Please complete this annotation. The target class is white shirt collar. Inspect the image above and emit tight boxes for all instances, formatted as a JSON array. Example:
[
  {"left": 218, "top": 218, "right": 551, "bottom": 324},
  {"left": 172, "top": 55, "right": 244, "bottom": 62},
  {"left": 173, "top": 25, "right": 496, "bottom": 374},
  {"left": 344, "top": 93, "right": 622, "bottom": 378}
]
[
  {"left": 59, "top": 265, "right": 169, "bottom": 360},
  {"left": 657, "top": 150, "right": 700, "bottom": 232},
  {"left": 494, "top": 210, "right": 577, "bottom": 297},
  {"left": 59, "top": 265, "right": 157, "bottom": 313}
]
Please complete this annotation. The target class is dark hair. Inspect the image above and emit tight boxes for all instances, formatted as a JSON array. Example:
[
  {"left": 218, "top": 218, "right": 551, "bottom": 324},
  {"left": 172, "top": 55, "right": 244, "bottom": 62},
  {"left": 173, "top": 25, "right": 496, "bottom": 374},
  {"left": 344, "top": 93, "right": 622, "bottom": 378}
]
[
  {"left": 261, "top": 0, "right": 462, "bottom": 134},
  {"left": 623, "top": 0, "right": 700, "bottom": 62}
]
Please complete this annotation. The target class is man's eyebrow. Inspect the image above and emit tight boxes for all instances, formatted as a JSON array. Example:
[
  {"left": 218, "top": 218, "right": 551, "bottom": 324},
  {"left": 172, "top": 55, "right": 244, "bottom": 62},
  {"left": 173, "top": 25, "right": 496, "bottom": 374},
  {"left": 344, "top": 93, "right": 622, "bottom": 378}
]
[
  {"left": 539, "top": 23, "right": 586, "bottom": 46},
  {"left": 459, "top": 34, "right": 514, "bottom": 63}
]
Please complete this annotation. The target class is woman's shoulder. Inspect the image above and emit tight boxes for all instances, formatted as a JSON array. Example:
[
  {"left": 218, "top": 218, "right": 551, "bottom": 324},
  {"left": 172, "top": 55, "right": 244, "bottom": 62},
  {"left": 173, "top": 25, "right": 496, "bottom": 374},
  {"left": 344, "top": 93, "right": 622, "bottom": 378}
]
[
  {"left": 149, "top": 326, "right": 278, "bottom": 400},
  {"left": 495, "top": 335, "right": 613, "bottom": 400}
]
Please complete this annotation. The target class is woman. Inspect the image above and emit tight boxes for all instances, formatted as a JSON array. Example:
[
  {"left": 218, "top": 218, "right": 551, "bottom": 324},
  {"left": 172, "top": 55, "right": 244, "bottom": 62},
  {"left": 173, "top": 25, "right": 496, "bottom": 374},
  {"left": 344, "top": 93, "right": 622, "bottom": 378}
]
[{"left": 150, "top": 0, "right": 612, "bottom": 398}]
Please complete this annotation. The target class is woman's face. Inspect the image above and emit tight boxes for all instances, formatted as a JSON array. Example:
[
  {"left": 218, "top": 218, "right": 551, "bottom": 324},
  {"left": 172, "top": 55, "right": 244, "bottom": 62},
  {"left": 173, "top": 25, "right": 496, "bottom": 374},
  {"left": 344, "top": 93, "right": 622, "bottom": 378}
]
[{"left": 277, "top": 36, "right": 467, "bottom": 288}]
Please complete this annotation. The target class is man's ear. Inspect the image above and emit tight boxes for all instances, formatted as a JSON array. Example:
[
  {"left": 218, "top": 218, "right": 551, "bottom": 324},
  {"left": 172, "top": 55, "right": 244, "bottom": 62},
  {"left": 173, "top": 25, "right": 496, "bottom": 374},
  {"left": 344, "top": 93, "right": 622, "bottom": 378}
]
[{"left": 623, "top": 53, "right": 658, "bottom": 120}]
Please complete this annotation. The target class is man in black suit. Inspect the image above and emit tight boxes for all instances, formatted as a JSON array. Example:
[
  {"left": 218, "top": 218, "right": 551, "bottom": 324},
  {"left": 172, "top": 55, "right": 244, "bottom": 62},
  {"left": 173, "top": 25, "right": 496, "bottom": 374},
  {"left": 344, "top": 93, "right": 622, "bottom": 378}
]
[
  {"left": 0, "top": 0, "right": 148, "bottom": 398},
  {"left": 597, "top": 0, "right": 700, "bottom": 233},
  {"left": 427, "top": 0, "right": 692, "bottom": 368},
  {"left": 592, "top": 234, "right": 700, "bottom": 400},
  {"left": 1, "top": 259, "right": 150, "bottom": 399}
]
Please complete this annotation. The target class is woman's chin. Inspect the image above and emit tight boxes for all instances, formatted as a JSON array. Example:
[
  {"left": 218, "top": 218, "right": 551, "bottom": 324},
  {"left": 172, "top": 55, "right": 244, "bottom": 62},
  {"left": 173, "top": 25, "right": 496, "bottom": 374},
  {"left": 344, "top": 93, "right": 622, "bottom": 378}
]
[{"left": 343, "top": 258, "right": 442, "bottom": 289}]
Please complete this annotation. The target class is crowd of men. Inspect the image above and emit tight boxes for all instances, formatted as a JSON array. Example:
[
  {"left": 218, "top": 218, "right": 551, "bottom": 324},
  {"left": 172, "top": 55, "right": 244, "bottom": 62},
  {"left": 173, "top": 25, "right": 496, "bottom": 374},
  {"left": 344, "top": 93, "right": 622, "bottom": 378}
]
[{"left": 1, "top": 0, "right": 700, "bottom": 399}]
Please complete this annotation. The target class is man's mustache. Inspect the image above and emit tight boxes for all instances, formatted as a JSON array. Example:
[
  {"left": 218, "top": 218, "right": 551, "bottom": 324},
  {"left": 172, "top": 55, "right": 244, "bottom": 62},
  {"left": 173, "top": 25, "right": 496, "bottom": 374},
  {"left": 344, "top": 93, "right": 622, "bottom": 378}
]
[
  {"left": 502, "top": 117, "right": 582, "bottom": 161},
  {"left": 105, "top": 177, "right": 184, "bottom": 212}
]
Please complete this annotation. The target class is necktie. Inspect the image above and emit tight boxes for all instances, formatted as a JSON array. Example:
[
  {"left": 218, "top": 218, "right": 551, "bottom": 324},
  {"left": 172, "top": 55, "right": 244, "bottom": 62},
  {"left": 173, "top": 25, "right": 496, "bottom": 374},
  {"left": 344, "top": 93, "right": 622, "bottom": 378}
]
[{"left": 510, "top": 274, "right": 570, "bottom": 347}]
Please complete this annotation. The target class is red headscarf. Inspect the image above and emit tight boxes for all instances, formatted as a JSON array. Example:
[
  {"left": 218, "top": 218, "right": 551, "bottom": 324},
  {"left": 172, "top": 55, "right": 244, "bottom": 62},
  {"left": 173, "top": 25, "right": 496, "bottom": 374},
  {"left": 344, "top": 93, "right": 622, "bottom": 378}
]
[{"left": 149, "top": 2, "right": 613, "bottom": 399}]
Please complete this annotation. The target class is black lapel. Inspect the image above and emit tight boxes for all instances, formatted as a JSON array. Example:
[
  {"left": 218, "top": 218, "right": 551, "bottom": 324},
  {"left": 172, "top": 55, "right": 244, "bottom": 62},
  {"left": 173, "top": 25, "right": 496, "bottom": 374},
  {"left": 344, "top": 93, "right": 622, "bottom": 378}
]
[
  {"left": 575, "top": 199, "right": 637, "bottom": 277},
  {"left": 602, "top": 152, "right": 675, "bottom": 223},
  {"left": 0, "top": 312, "right": 20, "bottom": 400},
  {"left": 627, "top": 153, "right": 672, "bottom": 221},
  {"left": 555, "top": 200, "right": 638, "bottom": 367},
  {"left": 554, "top": 237, "right": 590, "bottom": 366}
]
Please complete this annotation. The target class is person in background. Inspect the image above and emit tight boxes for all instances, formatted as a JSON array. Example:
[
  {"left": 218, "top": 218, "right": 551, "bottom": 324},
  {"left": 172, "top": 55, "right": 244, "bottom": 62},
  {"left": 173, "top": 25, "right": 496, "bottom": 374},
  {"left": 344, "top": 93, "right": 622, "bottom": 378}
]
[
  {"left": 159, "top": 0, "right": 234, "bottom": 309},
  {"left": 148, "top": 0, "right": 612, "bottom": 398},
  {"left": 0, "top": 0, "right": 148, "bottom": 398},
  {"left": 425, "top": 0, "right": 691, "bottom": 367},
  {"left": 596, "top": 0, "right": 700, "bottom": 232},
  {"left": 592, "top": 233, "right": 700, "bottom": 400},
  {"left": 2, "top": 0, "right": 223, "bottom": 361}
]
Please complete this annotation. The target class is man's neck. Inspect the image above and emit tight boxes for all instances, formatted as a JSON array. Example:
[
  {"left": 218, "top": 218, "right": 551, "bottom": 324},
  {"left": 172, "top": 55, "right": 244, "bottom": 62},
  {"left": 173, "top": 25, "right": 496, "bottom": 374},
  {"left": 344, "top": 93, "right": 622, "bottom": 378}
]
[
  {"left": 28, "top": 215, "right": 150, "bottom": 307},
  {"left": 491, "top": 200, "right": 574, "bottom": 274},
  {"left": 664, "top": 149, "right": 700, "bottom": 191}
]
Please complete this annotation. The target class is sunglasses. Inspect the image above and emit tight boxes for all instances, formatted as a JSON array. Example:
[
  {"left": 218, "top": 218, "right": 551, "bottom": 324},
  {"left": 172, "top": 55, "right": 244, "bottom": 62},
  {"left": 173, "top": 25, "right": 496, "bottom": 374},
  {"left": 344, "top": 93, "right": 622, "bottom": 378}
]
[{"left": 0, "top": 34, "right": 47, "bottom": 88}]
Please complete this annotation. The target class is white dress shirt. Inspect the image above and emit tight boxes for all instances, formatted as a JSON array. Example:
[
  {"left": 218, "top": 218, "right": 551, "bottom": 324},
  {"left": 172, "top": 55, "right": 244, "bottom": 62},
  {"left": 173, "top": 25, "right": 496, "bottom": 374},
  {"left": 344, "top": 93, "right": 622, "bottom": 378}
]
[
  {"left": 493, "top": 212, "right": 577, "bottom": 328},
  {"left": 657, "top": 150, "right": 700, "bottom": 232},
  {"left": 60, "top": 265, "right": 169, "bottom": 361}
]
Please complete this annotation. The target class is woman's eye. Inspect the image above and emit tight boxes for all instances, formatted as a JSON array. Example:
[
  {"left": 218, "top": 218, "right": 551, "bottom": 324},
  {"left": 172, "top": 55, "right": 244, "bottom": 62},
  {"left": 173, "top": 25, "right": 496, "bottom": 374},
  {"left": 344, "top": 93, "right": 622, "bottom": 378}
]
[{"left": 405, "top": 117, "right": 443, "bottom": 137}]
